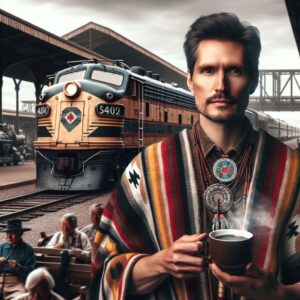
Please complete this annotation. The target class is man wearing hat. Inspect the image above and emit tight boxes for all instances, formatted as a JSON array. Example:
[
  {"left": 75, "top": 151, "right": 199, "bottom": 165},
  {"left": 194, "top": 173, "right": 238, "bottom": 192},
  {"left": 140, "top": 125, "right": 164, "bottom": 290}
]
[{"left": 0, "top": 219, "right": 36, "bottom": 300}]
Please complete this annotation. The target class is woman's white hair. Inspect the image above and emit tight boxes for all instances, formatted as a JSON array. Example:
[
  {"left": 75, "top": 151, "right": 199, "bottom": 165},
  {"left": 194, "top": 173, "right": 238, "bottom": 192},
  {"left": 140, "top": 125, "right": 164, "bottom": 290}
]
[{"left": 25, "top": 267, "right": 55, "bottom": 290}]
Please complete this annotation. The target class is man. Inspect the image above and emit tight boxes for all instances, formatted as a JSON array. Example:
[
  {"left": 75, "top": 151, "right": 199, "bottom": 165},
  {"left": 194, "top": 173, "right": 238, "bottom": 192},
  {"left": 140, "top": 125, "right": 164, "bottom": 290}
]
[
  {"left": 0, "top": 219, "right": 36, "bottom": 300},
  {"left": 46, "top": 213, "right": 91, "bottom": 253},
  {"left": 81, "top": 204, "right": 104, "bottom": 300},
  {"left": 98, "top": 13, "right": 300, "bottom": 299},
  {"left": 16, "top": 267, "right": 64, "bottom": 300},
  {"left": 46, "top": 213, "right": 92, "bottom": 299},
  {"left": 81, "top": 203, "right": 104, "bottom": 244}
]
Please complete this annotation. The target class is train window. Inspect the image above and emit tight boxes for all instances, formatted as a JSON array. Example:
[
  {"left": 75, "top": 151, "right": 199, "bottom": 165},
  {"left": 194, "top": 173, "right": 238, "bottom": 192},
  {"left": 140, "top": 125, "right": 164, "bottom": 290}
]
[
  {"left": 91, "top": 70, "right": 124, "bottom": 86},
  {"left": 58, "top": 70, "right": 86, "bottom": 83},
  {"left": 164, "top": 111, "right": 168, "bottom": 122},
  {"left": 179, "top": 114, "right": 182, "bottom": 124},
  {"left": 145, "top": 102, "right": 150, "bottom": 117}
]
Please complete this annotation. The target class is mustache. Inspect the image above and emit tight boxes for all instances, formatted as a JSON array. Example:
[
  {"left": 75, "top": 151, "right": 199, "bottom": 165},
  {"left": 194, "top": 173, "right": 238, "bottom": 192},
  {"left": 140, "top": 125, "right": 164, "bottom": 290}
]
[{"left": 206, "top": 92, "right": 238, "bottom": 104}]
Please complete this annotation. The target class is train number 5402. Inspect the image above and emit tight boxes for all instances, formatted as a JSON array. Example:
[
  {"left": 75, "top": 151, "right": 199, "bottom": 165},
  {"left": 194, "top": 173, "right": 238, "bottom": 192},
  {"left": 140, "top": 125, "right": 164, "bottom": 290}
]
[{"left": 95, "top": 104, "right": 125, "bottom": 118}]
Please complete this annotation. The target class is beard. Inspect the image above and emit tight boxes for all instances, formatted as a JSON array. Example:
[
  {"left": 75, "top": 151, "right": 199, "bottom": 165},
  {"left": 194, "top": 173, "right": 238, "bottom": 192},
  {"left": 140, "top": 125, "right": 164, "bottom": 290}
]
[
  {"left": 199, "top": 109, "right": 244, "bottom": 124},
  {"left": 198, "top": 92, "right": 247, "bottom": 124}
]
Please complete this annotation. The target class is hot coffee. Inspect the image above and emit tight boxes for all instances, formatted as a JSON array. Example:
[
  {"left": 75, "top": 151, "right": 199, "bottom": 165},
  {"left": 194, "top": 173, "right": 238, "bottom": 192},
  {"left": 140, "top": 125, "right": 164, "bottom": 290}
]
[
  {"left": 209, "top": 229, "right": 253, "bottom": 275},
  {"left": 215, "top": 234, "right": 248, "bottom": 241}
]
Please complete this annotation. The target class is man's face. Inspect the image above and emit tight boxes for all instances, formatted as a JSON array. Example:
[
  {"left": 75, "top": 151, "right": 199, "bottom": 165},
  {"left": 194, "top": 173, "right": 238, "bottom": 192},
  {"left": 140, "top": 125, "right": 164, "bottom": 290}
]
[
  {"left": 187, "top": 39, "right": 250, "bottom": 123},
  {"left": 91, "top": 208, "right": 103, "bottom": 226},
  {"left": 60, "top": 219, "right": 74, "bottom": 237},
  {"left": 6, "top": 231, "right": 22, "bottom": 246}
]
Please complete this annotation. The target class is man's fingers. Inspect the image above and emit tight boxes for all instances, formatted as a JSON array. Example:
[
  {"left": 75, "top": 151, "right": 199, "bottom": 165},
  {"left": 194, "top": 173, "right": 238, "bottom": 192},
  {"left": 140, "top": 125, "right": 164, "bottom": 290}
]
[
  {"left": 210, "top": 263, "right": 247, "bottom": 288},
  {"left": 173, "top": 253, "right": 208, "bottom": 267},
  {"left": 173, "top": 240, "right": 208, "bottom": 255},
  {"left": 245, "top": 263, "right": 262, "bottom": 277},
  {"left": 177, "top": 233, "right": 208, "bottom": 243}
]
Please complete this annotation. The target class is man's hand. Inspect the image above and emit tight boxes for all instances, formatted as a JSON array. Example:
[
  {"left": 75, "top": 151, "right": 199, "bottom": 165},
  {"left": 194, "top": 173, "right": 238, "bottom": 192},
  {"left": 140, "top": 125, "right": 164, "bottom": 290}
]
[
  {"left": 160, "top": 233, "right": 209, "bottom": 279},
  {"left": 129, "top": 233, "right": 208, "bottom": 295},
  {"left": 8, "top": 260, "right": 20, "bottom": 269},
  {"left": 0, "top": 257, "right": 6, "bottom": 264},
  {"left": 54, "top": 242, "right": 64, "bottom": 249},
  {"left": 210, "top": 262, "right": 285, "bottom": 300}
]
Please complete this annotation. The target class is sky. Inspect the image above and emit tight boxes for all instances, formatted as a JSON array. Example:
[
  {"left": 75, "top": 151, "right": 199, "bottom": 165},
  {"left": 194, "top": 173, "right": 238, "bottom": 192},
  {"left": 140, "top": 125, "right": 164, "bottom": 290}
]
[{"left": 1, "top": 0, "right": 300, "bottom": 126}]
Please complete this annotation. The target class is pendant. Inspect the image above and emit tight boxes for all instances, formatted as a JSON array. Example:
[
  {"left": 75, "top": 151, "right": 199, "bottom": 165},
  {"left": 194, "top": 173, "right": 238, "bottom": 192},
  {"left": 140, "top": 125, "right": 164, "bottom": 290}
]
[
  {"left": 213, "top": 158, "right": 237, "bottom": 182},
  {"left": 203, "top": 183, "right": 233, "bottom": 213}
]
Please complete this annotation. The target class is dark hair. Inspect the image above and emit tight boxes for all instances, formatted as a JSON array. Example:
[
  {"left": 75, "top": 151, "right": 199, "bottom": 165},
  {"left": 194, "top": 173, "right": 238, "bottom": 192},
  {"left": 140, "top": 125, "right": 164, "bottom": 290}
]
[{"left": 183, "top": 12, "right": 261, "bottom": 94}]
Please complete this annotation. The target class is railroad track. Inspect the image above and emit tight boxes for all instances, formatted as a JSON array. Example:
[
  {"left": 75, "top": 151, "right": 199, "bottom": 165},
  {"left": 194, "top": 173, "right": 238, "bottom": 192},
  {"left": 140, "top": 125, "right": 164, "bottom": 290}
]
[{"left": 0, "top": 190, "right": 100, "bottom": 228}]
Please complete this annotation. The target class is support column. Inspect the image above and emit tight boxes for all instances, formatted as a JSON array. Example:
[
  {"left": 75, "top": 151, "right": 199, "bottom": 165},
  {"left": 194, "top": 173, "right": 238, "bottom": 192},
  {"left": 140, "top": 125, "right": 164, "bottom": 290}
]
[
  {"left": 34, "top": 81, "right": 42, "bottom": 141},
  {"left": 0, "top": 74, "right": 3, "bottom": 123},
  {"left": 13, "top": 78, "right": 22, "bottom": 133},
  {"left": 34, "top": 81, "right": 42, "bottom": 104}
]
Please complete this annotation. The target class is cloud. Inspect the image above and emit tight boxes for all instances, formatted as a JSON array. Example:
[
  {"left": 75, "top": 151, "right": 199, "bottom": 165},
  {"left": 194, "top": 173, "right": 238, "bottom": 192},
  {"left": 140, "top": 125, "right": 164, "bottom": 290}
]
[
  {"left": 1, "top": 0, "right": 300, "bottom": 123},
  {"left": 1, "top": 0, "right": 299, "bottom": 71}
]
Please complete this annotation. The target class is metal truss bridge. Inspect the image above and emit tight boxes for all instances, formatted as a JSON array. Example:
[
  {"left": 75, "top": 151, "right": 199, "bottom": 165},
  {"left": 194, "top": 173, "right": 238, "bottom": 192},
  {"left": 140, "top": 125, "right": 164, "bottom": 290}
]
[{"left": 249, "top": 70, "right": 300, "bottom": 111}]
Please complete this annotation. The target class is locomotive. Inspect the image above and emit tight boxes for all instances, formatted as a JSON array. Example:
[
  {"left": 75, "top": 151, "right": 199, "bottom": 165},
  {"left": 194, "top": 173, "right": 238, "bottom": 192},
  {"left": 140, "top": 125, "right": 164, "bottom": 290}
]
[
  {"left": 0, "top": 123, "right": 25, "bottom": 165},
  {"left": 35, "top": 60, "right": 198, "bottom": 190},
  {"left": 35, "top": 60, "right": 300, "bottom": 191}
]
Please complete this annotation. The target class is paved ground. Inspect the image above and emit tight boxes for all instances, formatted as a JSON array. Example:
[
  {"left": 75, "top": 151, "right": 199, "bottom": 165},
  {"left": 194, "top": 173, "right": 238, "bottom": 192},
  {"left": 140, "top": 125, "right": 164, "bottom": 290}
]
[
  {"left": 0, "top": 160, "right": 35, "bottom": 187},
  {"left": 0, "top": 160, "right": 111, "bottom": 246}
]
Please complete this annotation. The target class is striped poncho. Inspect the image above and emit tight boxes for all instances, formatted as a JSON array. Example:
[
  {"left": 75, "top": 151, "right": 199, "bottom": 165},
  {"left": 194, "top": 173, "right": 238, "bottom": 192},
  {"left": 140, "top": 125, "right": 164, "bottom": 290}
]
[{"left": 99, "top": 129, "right": 300, "bottom": 300}]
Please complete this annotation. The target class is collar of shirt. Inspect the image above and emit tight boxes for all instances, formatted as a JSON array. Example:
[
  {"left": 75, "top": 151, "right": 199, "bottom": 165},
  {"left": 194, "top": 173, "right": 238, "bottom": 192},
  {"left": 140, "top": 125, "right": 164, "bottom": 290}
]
[
  {"left": 3, "top": 240, "right": 23, "bottom": 251},
  {"left": 194, "top": 118, "right": 253, "bottom": 159}
]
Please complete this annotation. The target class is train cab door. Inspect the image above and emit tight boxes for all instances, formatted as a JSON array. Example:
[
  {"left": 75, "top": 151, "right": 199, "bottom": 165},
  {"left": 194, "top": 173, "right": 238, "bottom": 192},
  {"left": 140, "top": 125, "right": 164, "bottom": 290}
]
[
  {"left": 162, "top": 103, "right": 169, "bottom": 137},
  {"left": 57, "top": 101, "right": 85, "bottom": 144},
  {"left": 135, "top": 79, "right": 144, "bottom": 150},
  {"left": 154, "top": 86, "right": 164, "bottom": 142}
]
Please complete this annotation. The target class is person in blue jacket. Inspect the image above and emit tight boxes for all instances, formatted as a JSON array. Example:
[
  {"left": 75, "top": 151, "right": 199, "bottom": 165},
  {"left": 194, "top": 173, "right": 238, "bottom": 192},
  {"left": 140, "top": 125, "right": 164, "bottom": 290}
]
[{"left": 0, "top": 219, "right": 36, "bottom": 300}]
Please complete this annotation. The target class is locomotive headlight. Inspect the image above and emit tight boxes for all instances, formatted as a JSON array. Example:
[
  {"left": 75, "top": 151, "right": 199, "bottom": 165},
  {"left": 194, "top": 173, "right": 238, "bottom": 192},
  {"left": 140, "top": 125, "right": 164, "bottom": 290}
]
[{"left": 63, "top": 81, "right": 81, "bottom": 98}]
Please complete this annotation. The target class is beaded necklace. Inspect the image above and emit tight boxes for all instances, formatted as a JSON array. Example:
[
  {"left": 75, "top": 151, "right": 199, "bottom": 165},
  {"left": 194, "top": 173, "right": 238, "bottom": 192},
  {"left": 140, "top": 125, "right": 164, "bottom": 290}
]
[{"left": 193, "top": 123, "right": 256, "bottom": 300}]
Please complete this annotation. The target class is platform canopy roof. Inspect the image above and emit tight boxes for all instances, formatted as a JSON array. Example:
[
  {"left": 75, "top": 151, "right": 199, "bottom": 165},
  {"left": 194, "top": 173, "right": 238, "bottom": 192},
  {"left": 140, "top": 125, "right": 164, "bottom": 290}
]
[
  {"left": 0, "top": 9, "right": 187, "bottom": 88},
  {"left": 63, "top": 22, "right": 187, "bottom": 87},
  {"left": 0, "top": 9, "right": 107, "bottom": 85}
]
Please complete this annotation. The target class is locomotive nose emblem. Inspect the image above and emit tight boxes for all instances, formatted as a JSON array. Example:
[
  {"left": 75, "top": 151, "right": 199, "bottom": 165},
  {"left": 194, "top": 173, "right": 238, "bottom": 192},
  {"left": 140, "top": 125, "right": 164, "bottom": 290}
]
[{"left": 61, "top": 107, "right": 81, "bottom": 132}]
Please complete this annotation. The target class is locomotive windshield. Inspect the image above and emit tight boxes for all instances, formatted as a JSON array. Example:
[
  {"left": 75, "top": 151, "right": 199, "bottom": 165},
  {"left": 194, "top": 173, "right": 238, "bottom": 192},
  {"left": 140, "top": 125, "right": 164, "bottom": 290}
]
[
  {"left": 57, "top": 70, "right": 86, "bottom": 83},
  {"left": 57, "top": 68, "right": 124, "bottom": 87},
  {"left": 91, "top": 70, "right": 124, "bottom": 86}
]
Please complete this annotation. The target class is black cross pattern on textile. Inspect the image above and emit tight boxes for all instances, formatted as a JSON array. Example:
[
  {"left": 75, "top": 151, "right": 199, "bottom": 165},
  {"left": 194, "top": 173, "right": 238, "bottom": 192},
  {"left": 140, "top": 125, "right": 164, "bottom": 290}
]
[
  {"left": 110, "top": 261, "right": 124, "bottom": 280},
  {"left": 61, "top": 107, "right": 82, "bottom": 132},
  {"left": 286, "top": 221, "right": 299, "bottom": 239},
  {"left": 128, "top": 169, "right": 140, "bottom": 189}
]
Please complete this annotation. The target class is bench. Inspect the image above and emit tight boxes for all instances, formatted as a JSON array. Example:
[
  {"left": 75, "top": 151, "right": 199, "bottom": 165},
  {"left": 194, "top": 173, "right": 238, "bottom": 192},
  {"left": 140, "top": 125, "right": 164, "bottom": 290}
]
[{"left": 33, "top": 247, "right": 91, "bottom": 299}]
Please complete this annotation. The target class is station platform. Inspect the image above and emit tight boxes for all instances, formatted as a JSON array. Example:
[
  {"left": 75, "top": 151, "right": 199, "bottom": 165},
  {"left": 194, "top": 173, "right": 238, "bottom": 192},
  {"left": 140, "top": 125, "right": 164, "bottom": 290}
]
[{"left": 0, "top": 160, "right": 36, "bottom": 188}]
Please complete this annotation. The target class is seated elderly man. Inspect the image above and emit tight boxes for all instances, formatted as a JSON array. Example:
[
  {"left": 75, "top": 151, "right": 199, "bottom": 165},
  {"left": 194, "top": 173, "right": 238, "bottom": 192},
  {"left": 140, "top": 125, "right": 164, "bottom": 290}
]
[
  {"left": 46, "top": 213, "right": 91, "bottom": 253},
  {"left": 16, "top": 267, "right": 64, "bottom": 300},
  {"left": 0, "top": 219, "right": 35, "bottom": 300},
  {"left": 81, "top": 203, "right": 104, "bottom": 244},
  {"left": 46, "top": 213, "right": 92, "bottom": 298}
]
